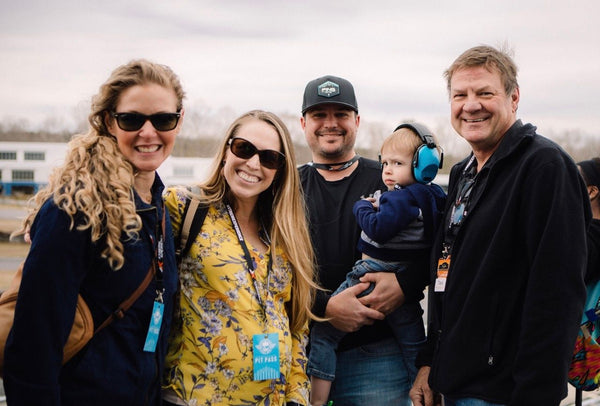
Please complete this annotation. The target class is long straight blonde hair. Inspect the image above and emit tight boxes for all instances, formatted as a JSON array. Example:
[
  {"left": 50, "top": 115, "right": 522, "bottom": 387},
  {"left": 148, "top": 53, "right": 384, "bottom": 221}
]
[{"left": 192, "top": 110, "right": 318, "bottom": 333}]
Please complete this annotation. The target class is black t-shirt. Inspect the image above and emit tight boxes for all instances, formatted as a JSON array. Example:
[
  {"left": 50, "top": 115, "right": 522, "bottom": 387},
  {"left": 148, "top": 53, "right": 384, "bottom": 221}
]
[{"left": 299, "top": 157, "right": 391, "bottom": 350}]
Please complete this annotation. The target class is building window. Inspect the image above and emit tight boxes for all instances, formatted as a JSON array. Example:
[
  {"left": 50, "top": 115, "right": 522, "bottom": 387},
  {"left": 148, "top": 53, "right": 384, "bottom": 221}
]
[
  {"left": 24, "top": 151, "right": 45, "bottom": 161},
  {"left": 0, "top": 151, "right": 17, "bottom": 160},
  {"left": 173, "top": 166, "right": 194, "bottom": 177},
  {"left": 12, "top": 170, "right": 34, "bottom": 181}
]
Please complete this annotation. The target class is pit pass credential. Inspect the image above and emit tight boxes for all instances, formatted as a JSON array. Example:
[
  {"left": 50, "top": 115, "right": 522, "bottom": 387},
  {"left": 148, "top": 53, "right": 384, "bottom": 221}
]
[
  {"left": 253, "top": 333, "right": 280, "bottom": 380},
  {"left": 143, "top": 301, "right": 164, "bottom": 352}
]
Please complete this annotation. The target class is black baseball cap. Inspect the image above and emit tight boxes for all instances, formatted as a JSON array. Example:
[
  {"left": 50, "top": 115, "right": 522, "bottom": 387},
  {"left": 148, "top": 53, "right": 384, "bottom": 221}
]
[{"left": 301, "top": 75, "right": 358, "bottom": 114}]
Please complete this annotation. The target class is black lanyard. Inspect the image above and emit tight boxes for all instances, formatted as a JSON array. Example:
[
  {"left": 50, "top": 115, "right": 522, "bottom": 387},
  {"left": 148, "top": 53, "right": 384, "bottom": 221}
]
[
  {"left": 148, "top": 204, "right": 166, "bottom": 303},
  {"left": 225, "top": 204, "right": 272, "bottom": 312},
  {"left": 308, "top": 155, "right": 360, "bottom": 171},
  {"left": 443, "top": 155, "right": 477, "bottom": 256}
]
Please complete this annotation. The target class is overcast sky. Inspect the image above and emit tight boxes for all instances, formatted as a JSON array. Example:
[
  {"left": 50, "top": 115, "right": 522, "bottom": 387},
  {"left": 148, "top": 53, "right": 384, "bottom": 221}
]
[{"left": 1, "top": 0, "right": 599, "bottom": 139}]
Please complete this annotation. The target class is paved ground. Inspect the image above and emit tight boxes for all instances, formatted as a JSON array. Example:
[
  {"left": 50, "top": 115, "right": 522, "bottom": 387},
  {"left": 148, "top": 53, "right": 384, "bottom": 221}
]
[
  {"left": 564, "top": 388, "right": 600, "bottom": 405},
  {"left": 0, "top": 199, "right": 29, "bottom": 289}
]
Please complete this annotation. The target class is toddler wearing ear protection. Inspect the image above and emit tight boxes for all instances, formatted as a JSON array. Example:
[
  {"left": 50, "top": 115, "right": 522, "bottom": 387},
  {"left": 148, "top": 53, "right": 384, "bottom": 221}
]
[{"left": 308, "top": 124, "right": 447, "bottom": 406}]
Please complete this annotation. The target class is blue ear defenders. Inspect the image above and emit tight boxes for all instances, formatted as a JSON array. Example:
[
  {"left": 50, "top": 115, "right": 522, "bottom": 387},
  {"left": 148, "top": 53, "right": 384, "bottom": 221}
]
[{"left": 393, "top": 123, "right": 443, "bottom": 184}]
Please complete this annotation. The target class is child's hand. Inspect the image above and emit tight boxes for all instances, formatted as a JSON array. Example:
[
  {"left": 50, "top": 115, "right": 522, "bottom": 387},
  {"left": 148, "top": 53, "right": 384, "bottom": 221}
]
[
  {"left": 367, "top": 197, "right": 379, "bottom": 209},
  {"left": 359, "top": 196, "right": 378, "bottom": 209},
  {"left": 360, "top": 190, "right": 381, "bottom": 208},
  {"left": 370, "top": 189, "right": 382, "bottom": 209}
]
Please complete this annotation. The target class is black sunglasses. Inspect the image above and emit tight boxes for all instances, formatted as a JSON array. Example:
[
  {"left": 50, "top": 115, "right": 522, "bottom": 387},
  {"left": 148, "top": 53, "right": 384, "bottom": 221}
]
[
  {"left": 111, "top": 112, "right": 181, "bottom": 132},
  {"left": 228, "top": 137, "right": 286, "bottom": 170}
]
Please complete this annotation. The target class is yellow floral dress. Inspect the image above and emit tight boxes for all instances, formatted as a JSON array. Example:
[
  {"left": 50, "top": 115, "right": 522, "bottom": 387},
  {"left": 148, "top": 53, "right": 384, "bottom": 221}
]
[{"left": 163, "top": 188, "right": 310, "bottom": 406}]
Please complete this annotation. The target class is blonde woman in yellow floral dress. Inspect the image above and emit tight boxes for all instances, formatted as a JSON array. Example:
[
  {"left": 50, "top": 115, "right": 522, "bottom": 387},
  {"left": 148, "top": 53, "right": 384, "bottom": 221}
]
[{"left": 162, "top": 110, "right": 318, "bottom": 406}]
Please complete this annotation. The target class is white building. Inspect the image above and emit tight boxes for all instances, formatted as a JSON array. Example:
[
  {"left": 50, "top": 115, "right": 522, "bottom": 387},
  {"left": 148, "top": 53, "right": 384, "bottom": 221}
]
[
  {"left": 0, "top": 142, "right": 212, "bottom": 196},
  {"left": 159, "top": 155, "right": 214, "bottom": 187}
]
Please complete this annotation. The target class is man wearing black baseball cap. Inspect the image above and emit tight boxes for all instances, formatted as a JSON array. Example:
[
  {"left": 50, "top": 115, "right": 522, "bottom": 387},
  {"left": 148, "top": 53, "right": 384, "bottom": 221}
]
[
  {"left": 301, "top": 75, "right": 358, "bottom": 114},
  {"left": 299, "top": 75, "right": 425, "bottom": 405}
]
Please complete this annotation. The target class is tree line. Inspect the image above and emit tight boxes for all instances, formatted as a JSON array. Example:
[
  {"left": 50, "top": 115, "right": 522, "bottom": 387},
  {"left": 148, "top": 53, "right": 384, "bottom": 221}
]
[{"left": 1, "top": 113, "right": 598, "bottom": 170}]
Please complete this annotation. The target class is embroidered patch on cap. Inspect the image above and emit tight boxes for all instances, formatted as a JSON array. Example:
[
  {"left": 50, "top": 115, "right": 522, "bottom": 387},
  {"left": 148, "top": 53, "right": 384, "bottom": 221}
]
[{"left": 317, "top": 81, "right": 340, "bottom": 98}]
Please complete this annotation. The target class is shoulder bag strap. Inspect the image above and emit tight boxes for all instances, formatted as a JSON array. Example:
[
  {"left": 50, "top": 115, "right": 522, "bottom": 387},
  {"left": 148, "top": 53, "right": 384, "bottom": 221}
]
[
  {"left": 94, "top": 262, "right": 154, "bottom": 335},
  {"left": 94, "top": 203, "right": 167, "bottom": 335},
  {"left": 177, "top": 197, "right": 200, "bottom": 262},
  {"left": 181, "top": 205, "right": 209, "bottom": 260}
]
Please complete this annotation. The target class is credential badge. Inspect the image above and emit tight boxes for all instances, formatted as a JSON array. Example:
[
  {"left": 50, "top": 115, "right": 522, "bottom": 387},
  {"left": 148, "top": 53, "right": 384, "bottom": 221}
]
[{"left": 317, "top": 81, "right": 340, "bottom": 98}]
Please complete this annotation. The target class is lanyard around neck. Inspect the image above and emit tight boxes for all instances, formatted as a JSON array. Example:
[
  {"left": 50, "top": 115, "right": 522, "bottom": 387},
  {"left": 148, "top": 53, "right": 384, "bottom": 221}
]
[
  {"left": 444, "top": 155, "right": 478, "bottom": 254},
  {"left": 146, "top": 203, "right": 167, "bottom": 303},
  {"left": 455, "top": 156, "right": 477, "bottom": 205},
  {"left": 225, "top": 204, "right": 272, "bottom": 312},
  {"left": 308, "top": 155, "right": 360, "bottom": 171}
]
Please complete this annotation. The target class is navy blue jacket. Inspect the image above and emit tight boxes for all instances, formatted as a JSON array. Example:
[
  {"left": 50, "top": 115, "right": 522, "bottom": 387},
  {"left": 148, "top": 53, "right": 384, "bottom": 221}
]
[
  {"left": 3, "top": 174, "right": 178, "bottom": 406},
  {"left": 423, "top": 121, "right": 590, "bottom": 405},
  {"left": 353, "top": 183, "right": 446, "bottom": 261}
]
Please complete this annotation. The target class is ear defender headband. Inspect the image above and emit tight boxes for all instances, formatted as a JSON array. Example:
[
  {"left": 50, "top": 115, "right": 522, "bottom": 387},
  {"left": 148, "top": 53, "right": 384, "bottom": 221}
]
[{"left": 394, "top": 123, "right": 443, "bottom": 184}]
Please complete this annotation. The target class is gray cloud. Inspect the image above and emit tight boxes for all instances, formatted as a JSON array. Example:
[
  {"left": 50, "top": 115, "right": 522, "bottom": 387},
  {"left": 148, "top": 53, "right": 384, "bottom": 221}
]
[{"left": 1, "top": 0, "right": 599, "bottom": 138}]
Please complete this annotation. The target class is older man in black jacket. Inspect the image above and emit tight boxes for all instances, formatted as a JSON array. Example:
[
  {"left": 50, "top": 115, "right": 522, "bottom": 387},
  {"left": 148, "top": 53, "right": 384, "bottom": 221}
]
[{"left": 410, "top": 45, "right": 591, "bottom": 406}]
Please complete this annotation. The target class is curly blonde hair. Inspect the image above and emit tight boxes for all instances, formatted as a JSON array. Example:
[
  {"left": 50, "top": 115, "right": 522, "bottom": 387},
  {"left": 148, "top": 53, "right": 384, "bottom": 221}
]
[
  {"left": 191, "top": 110, "right": 319, "bottom": 333},
  {"left": 15, "top": 59, "right": 184, "bottom": 270}
]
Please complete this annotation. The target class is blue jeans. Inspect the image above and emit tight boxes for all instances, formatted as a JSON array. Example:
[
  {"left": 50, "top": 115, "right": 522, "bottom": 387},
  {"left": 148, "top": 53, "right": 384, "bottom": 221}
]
[
  {"left": 308, "top": 259, "right": 425, "bottom": 380},
  {"left": 308, "top": 259, "right": 425, "bottom": 404},
  {"left": 444, "top": 398, "right": 506, "bottom": 406},
  {"left": 328, "top": 337, "right": 415, "bottom": 405}
]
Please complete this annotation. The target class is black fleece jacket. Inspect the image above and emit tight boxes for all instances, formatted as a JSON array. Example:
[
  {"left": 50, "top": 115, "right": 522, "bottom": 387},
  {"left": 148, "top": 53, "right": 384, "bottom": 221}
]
[{"left": 421, "top": 120, "right": 591, "bottom": 405}]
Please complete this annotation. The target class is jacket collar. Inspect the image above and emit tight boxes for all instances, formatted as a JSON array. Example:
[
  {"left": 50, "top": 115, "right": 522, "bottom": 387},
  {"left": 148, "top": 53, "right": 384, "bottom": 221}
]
[
  {"left": 455, "top": 120, "right": 536, "bottom": 174},
  {"left": 479, "top": 120, "right": 536, "bottom": 171}
]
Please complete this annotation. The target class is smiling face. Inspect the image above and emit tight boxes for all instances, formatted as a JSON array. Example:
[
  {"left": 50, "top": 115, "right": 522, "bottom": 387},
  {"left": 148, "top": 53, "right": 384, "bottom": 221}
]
[
  {"left": 450, "top": 65, "right": 519, "bottom": 157},
  {"left": 223, "top": 118, "right": 282, "bottom": 206},
  {"left": 300, "top": 104, "right": 359, "bottom": 162},
  {"left": 106, "top": 83, "right": 182, "bottom": 175}
]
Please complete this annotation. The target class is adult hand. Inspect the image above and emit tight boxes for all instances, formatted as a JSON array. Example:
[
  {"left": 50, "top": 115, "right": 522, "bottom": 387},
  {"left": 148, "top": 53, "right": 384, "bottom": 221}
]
[
  {"left": 325, "top": 283, "right": 385, "bottom": 332},
  {"left": 24, "top": 225, "right": 31, "bottom": 244},
  {"left": 357, "top": 272, "right": 404, "bottom": 315},
  {"left": 409, "top": 366, "right": 440, "bottom": 406}
]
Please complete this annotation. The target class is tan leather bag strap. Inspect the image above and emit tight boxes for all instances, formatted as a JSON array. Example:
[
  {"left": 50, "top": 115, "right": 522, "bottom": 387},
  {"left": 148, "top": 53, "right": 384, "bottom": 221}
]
[
  {"left": 94, "top": 203, "right": 167, "bottom": 334},
  {"left": 178, "top": 197, "right": 200, "bottom": 259},
  {"left": 94, "top": 263, "right": 155, "bottom": 334}
]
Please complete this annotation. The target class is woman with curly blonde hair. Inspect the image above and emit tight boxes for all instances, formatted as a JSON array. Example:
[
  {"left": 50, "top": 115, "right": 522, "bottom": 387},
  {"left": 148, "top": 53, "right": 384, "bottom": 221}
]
[
  {"left": 163, "top": 110, "right": 318, "bottom": 406},
  {"left": 4, "top": 59, "right": 184, "bottom": 405}
]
